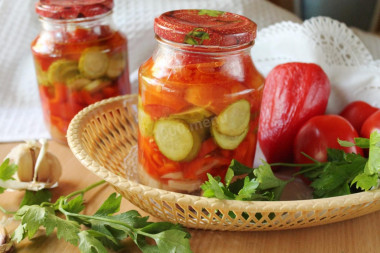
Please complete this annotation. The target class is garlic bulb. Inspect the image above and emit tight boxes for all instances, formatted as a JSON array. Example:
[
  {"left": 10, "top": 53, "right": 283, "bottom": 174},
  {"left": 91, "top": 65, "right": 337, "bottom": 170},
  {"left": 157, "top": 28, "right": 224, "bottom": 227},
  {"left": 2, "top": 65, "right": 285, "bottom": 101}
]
[
  {"left": 0, "top": 226, "right": 13, "bottom": 253},
  {"left": 5, "top": 139, "right": 62, "bottom": 187}
]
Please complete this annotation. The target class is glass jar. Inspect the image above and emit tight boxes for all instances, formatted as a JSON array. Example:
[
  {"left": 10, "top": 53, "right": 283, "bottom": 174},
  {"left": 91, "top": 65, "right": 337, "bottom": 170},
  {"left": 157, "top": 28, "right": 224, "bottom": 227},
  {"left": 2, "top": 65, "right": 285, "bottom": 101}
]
[
  {"left": 138, "top": 9, "right": 264, "bottom": 193},
  {"left": 32, "top": 0, "right": 131, "bottom": 144}
]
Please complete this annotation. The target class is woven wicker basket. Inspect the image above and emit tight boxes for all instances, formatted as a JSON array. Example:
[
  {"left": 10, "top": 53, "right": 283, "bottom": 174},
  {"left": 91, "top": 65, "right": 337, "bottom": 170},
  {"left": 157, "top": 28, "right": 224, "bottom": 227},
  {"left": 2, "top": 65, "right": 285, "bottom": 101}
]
[{"left": 67, "top": 94, "right": 380, "bottom": 231}]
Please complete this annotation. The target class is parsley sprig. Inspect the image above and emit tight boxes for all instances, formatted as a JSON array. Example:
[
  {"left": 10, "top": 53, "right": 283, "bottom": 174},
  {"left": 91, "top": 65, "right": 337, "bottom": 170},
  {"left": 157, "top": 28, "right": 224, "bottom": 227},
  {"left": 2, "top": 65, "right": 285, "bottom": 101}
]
[
  {"left": 201, "top": 160, "right": 290, "bottom": 201},
  {"left": 0, "top": 176, "right": 192, "bottom": 253},
  {"left": 202, "top": 131, "right": 380, "bottom": 200}
]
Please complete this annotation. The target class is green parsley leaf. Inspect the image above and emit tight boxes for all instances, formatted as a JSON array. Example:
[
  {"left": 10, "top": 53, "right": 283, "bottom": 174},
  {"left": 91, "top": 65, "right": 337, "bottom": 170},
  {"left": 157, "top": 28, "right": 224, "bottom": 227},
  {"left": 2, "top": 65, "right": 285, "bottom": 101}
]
[
  {"left": 366, "top": 131, "right": 380, "bottom": 175},
  {"left": 0, "top": 158, "right": 17, "bottom": 181},
  {"left": 151, "top": 230, "right": 192, "bottom": 253},
  {"left": 47, "top": 212, "right": 81, "bottom": 245},
  {"left": 228, "top": 159, "right": 254, "bottom": 175},
  {"left": 198, "top": 9, "right": 225, "bottom": 17},
  {"left": 254, "top": 162, "right": 286, "bottom": 190},
  {"left": 62, "top": 195, "right": 85, "bottom": 214},
  {"left": 338, "top": 138, "right": 370, "bottom": 148},
  {"left": 201, "top": 160, "right": 289, "bottom": 201},
  {"left": 0, "top": 158, "right": 18, "bottom": 193},
  {"left": 78, "top": 231, "right": 108, "bottom": 253},
  {"left": 236, "top": 177, "right": 259, "bottom": 200},
  {"left": 94, "top": 193, "right": 122, "bottom": 216},
  {"left": 109, "top": 210, "right": 150, "bottom": 228},
  {"left": 201, "top": 174, "right": 234, "bottom": 200},
  {"left": 14, "top": 205, "right": 47, "bottom": 239},
  {"left": 12, "top": 224, "right": 27, "bottom": 243},
  {"left": 20, "top": 190, "right": 52, "bottom": 208},
  {"left": 351, "top": 173, "right": 378, "bottom": 191},
  {"left": 311, "top": 153, "right": 367, "bottom": 198}
]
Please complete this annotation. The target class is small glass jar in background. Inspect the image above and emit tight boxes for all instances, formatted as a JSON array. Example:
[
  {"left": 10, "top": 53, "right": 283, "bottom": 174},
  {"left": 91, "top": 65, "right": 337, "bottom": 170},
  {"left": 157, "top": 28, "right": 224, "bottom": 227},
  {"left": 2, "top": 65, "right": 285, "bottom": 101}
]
[
  {"left": 138, "top": 9, "right": 264, "bottom": 193},
  {"left": 32, "top": 0, "right": 131, "bottom": 144}
]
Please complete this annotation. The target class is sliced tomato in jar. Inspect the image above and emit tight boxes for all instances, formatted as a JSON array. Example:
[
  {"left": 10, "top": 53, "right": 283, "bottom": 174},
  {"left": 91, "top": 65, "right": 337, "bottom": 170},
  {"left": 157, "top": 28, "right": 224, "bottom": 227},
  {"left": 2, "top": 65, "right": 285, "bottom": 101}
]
[{"left": 141, "top": 85, "right": 189, "bottom": 118}]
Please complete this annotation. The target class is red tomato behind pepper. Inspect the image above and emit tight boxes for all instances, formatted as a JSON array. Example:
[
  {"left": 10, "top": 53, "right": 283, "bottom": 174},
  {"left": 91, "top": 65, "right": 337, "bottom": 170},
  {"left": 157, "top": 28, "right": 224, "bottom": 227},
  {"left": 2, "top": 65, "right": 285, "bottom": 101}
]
[
  {"left": 294, "top": 115, "right": 363, "bottom": 164},
  {"left": 339, "top": 100, "right": 378, "bottom": 133},
  {"left": 258, "top": 62, "right": 331, "bottom": 164},
  {"left": 360, "top": 110, "right": 380, "bottom": 138}
]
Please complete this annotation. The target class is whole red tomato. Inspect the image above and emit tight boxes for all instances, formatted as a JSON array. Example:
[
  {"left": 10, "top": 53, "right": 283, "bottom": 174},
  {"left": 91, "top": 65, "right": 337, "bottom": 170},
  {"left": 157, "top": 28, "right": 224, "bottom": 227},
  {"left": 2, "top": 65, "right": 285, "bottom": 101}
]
[
  {"left": 294, "top": 115, "right": 363, "bottom": 164},
  {"left": 360, "top": 110, "right": 380, "bottom": 138},
  {"left": 339, "top": 100, "right": 378, "bottom": 133}
]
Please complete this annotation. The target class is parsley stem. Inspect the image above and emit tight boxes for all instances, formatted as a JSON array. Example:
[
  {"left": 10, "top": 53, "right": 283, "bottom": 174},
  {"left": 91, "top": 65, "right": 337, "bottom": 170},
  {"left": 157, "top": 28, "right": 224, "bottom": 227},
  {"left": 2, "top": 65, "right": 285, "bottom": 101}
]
[
  {"left": 57, "top": 200, "right": 135, "bottom": 232},
  {"left": 292, "top": 165, "right": 321, "bottom": 176},
  {"left": 64, "top": 180, "right": 106, "bottom": 200},
  {"left": 0, "top": 204, "right": 15, "bottom": 215}
]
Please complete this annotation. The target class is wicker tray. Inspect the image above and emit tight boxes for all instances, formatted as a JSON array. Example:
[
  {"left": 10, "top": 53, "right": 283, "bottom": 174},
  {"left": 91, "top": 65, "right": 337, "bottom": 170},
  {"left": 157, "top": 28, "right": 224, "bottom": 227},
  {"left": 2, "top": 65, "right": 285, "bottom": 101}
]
[{"left": 67, "top": 94, "right": 380, "bottom": 231}]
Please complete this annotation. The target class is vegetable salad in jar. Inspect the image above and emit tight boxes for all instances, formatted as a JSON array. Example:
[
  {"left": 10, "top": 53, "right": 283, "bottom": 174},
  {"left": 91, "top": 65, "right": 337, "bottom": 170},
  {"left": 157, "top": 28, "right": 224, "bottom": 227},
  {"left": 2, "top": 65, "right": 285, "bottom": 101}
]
[
  {"left": 32, "top": 0, "right": 130, "bottom": 143},
  {"left": 138, "top": 9, "right": 264, "bottom": 193}
]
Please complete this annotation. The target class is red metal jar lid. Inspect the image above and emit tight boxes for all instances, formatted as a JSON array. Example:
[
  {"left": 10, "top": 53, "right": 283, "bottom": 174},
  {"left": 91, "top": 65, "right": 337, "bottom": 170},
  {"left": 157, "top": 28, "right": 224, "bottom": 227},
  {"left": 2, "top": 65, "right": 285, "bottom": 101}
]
[
  {"left": 35, "top": 0, "right": 114, "bottom": 20},
  {"left": 154, "top": 9, "right": 257, "bottom": 47}
]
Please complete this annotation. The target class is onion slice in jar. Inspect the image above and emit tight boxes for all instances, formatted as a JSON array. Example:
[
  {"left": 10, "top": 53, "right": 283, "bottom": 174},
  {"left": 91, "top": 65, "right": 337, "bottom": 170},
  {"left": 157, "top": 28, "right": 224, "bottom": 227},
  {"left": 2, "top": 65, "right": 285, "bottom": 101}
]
[
  {"left": 161, "top": 171, "right": 184, "bottom": 179},
  {"left": 167, "top": 179, "right": 201, "bottom": 192}
]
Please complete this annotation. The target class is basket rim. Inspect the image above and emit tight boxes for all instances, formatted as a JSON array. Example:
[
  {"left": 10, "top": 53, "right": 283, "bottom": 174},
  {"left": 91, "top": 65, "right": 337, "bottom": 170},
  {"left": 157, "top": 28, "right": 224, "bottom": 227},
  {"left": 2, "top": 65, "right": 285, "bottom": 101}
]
[{"left": 67, "top": 94, "right": 380, "bottom": 213}]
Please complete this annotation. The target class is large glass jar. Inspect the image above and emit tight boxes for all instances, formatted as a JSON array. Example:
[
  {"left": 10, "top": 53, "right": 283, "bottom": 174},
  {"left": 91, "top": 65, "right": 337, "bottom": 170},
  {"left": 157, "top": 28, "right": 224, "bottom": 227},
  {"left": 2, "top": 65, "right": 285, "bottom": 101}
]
[
  {"left": 32, "top": 0, "right": 131, "bottom": 144},
  {"left": 138, "top": 9, "right": 264, "bottom": 193}
]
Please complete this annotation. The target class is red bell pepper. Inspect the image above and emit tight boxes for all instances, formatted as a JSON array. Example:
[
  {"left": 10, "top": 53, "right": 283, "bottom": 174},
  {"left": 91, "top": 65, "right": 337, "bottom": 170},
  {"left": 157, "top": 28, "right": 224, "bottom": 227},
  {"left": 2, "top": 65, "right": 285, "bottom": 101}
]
[{"left": 258, "top": 62, "right": 331, "bottom": 164}]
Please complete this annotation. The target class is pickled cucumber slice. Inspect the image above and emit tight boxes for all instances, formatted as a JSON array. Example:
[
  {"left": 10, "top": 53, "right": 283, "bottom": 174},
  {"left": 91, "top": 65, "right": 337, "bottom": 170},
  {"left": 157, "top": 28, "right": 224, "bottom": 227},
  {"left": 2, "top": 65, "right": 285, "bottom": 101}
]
[
  {"left": 182, "top": 131, "right": 202, "bottom": 162},
  {"left": 153, "top": 119, "right": 194, "bottom": 161},
  {"left": 138, "top": 108, "right": 155, "bottom": 137},
  {"left": 79, "top": 47, "right": 109, "bottom": 79},
  {"left": 66, "top": 75, "right": 91, "bottom": 90},
  {"left": 107, "top": 52, "right": 126, "bottom": 79},
  {"left": 47, "top": 59, "right": 79, "bottom": 84},
  {"left": 171, "top": 107, "right": 213, "bottom": 123},
  {"left": 34, "top": 61, "right": 50, "bottom": 86},
  {"left": 211, "top": 121, "right": 248, "bottom": 150},
  {"left": 171, "top": 107, "right": 213, "bottom": 141},
  {"left": 216, "top": 99, "right": 250, "bottom": 136},
  {"left": 83, "top": 79, "right": 111, "bottom": 93}
]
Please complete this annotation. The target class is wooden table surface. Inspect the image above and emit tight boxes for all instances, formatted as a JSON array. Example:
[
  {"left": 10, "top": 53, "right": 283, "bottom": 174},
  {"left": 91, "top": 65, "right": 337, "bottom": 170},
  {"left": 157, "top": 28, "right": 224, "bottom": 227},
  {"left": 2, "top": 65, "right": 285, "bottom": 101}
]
[{"left": 1, "top": 141, "right": 380, "bottom": 253}]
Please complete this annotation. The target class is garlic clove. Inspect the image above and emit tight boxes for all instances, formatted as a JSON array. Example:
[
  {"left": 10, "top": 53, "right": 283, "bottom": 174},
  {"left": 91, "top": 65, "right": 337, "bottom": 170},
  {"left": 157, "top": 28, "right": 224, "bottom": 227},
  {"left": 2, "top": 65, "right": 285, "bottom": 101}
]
[
  {"left": 5, "top": 143, "right": 34, "bottom": 182},
  {"left": 34, "top": 150, "right": 50, "bottom": 183},
  {"left": 45, "top": 153, "right": 62, "bottom": 184}
]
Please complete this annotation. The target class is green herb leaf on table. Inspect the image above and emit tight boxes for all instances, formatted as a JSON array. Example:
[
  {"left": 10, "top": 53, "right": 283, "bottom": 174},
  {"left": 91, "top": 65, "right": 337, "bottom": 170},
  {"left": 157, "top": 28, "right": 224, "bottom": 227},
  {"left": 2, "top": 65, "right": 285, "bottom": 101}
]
[
  {"left": 19, "top": 189, "right": 52, "bottom": 208},
  {"left": 0, "top": 158, "right": 18, "bottom": 193},
  {"left": 61, "top": 194, "right": 85, "bottom": 214},
  {"left": 7, "top": 180, "right": 193, "bottom": 253},
  {"left": 94, "top": 192, "right": 121, "bottom": 216},
  {"left": 78, "top": 231, "right": 108, "bottom": 253}
]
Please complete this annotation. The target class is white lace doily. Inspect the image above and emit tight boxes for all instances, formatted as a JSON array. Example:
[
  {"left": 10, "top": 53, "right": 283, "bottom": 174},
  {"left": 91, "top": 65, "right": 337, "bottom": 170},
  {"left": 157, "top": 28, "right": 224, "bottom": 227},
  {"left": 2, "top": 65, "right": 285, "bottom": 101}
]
[{"left": 252, "top": 17, "right": 380, "bottom": 113}]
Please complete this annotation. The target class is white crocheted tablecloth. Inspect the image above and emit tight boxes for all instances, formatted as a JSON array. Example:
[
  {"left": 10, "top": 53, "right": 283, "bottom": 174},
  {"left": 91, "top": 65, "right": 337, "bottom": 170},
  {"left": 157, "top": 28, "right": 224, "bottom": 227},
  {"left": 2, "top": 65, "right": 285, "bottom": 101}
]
[{"left": 0, "top": 0, "right": 379, "bottom": 142}]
